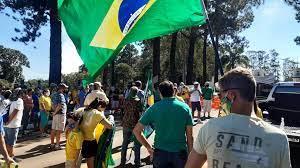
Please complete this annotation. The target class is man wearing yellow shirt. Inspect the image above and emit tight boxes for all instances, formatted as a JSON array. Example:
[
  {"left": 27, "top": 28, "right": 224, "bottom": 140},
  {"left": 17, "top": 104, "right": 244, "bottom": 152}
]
[{"left": 39, "top": 89, "right": 52, "bottom": 137}]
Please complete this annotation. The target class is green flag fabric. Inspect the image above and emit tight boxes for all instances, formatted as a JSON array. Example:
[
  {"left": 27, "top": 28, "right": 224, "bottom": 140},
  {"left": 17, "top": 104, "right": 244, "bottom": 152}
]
[{"left": 58, "top": 0, "right": 206, "bottom": 79}]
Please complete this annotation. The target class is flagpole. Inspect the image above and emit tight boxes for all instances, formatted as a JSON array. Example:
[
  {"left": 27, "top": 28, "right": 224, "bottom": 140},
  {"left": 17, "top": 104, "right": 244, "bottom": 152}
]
[{"left": 200, "top": 0, "right": 224, "bottom": 79}]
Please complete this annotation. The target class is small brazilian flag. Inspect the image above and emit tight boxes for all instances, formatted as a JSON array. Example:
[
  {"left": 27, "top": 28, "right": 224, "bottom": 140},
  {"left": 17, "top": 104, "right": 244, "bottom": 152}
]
[{"left": 58, "top": 0, "right": 206, "bottom": 78}]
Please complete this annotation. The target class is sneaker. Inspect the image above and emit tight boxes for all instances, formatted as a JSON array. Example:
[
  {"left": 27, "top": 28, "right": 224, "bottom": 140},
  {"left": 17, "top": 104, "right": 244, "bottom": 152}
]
[
  {"left": 55, "top": 144, "right": 62, "bottom": 150},
  {"left": 50, "top": 144, "right": 55, "bottom": 150}
]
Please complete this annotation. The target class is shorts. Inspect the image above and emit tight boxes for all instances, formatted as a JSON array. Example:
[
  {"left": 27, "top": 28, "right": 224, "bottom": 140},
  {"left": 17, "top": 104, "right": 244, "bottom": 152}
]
[
  {"left": 81, "top": 140, "right": 98, "bottom": 158},
  {"left": 191, "top": 101, "right": 201, "bottom": 112},
  {"left": 4, "top": 127, "right": 19, "bottom": 146},
  {"left": 40, "top": 111, "right": 49, "bottom": 128},
  {"left": 51, "top": 114, "right": 66, "bottom": 131}
]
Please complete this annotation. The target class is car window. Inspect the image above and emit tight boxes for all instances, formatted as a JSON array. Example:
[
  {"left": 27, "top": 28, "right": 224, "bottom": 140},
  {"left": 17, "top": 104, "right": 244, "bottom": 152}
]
[{"left": 272, "top": 86, "right": 300, "bottom": 97}]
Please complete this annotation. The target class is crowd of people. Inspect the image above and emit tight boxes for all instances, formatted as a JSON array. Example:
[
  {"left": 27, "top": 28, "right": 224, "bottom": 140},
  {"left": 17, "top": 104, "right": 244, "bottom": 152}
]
[{"left": 0, "top": 67, "right": 292, "bottom": 168}]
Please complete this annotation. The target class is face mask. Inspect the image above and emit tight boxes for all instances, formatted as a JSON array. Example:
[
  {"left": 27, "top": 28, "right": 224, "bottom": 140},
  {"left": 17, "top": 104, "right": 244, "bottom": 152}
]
[
  {"left": 219, "top": 92, "right": 233, "bottom": 117},
  {"left": 45, "top": 92, "right": 50, "bottom": 97}
]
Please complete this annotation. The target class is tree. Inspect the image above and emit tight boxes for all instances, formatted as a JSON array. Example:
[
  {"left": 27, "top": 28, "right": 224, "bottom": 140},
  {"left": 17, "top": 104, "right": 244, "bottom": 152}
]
[
  {"left": 247, "top": 50, "right": 269, "bottom": 72},
  {"left": 269, "top": 49, "right": 280, "bottom": 82},
  {"left": 62, "top": 72, "right": 84, "bottom": 89},
  {"left": 115, "top": 63, "right": 135, "bottom": 90},
  {"left": 1, "top": 0, "right": 62, "bottom": 85},
  {"left": 282, "top": 58, "right": 298, "bottom": 81},
  {"left": 169, "top": 32, "right": 178, "bottom": 82},
  {"left": 186, "top": 27, "right": 198, "bottom": 84},
  {"left": 0, "top": 45, "right": 30, "bottom": 83},
  {"left": 153, "top": 37, "right": 161, "bottom": 82},
  {"left": 221, "top": 37, "right": 250, "bottom": 71},
  {"left": 116, "top": 44, "right": 139, "bottom": 66},
  {"left": 285, "top": 0, "right": 300, "bottom": 45}
]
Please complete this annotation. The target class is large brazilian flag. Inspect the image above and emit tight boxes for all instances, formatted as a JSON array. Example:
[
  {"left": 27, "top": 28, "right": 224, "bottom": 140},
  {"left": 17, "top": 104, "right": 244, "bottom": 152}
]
[{"left": 58, "top": 0, "right": 206, "bottom": 78}]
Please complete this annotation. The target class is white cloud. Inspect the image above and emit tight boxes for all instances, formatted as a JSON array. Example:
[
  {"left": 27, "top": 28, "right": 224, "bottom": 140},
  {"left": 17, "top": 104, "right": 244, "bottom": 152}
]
[{"left": 61, "top": 25, "right": 83, "bottom": 74}]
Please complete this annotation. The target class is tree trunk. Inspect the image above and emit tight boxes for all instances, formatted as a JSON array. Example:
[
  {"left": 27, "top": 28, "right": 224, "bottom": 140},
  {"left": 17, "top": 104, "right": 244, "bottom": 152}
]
[
  {"left": 169, "top": 32, "right": 178, "bottom": 82},
  {"left": 49, "top": 0, "right": 62, "bottom": 85},
  {"left": 214, "top": 34, "right": 219, "bottom": 83},
  {"left": 186, "top": 27, "right": 197, "bottom": 85},
  {"left": 153, "top": 37, "right": 161, "bottom": 82},
  {"left": 102, "top": 66, "right": 109, "bottom": 86},
  {"left": 111, "top": 59, "right": 115, "bottom": 86},
  {"left": 202, "top": 28, "right": 208, "bottom": 84}
]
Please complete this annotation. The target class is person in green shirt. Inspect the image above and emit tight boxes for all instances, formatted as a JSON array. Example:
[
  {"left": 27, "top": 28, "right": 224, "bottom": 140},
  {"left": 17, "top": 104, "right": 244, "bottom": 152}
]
[
  {"left": 133, "top": 81, "right": 193, "bottom": 168},
  {"left": 201, "top": 82, "right": 214, "bottom": 119}
]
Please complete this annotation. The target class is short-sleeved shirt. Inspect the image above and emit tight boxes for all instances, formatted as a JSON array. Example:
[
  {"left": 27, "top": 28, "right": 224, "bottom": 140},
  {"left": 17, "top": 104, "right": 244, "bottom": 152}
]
[
  {"left": 190, "top": 89, "right": 202, "bottom": 102},
  {"left": 39, "top": 95, "right": 52, "bottom": 112},
  {"left": 122, "top": 99, "right": 143, "bottom": 129},
  {"left": 194, "top": 113, "right": 292, "bottom": 168},
  {"left": 65, "top": 130, "right": 83, "bottom": 161},
  {"left": 32, "top": 93, "right": 40, "bottom": 113},
  {"left": 79, "top": 109, "right": 105, "bottom": 141},
  {"left": 52, "top": 93, "right": 67, "bottom": 114},
  {"left": 84, "top": 90, "right": 109, "bottom": 106},
  {"left": 6, "top": 98, "right": 24, "bottom": 128},
  {"left": 202, "top": 87, "right": 214, "bottom": 100},
  {"left": 139, "top": 97, "right": 193, "bottom": 152}
]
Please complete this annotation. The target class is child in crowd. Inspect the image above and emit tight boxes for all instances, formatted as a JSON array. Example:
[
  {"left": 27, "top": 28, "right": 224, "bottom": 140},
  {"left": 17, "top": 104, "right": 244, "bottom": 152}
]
[{"left": 65, "top": 113, "right": 83, "bottom": 168}]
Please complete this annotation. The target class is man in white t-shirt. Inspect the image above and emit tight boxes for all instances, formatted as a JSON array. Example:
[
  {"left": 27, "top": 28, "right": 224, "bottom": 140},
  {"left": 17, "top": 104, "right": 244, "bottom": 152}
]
[
  {"left": 185, "top": 67, "right": 291, "bottom": 168},
  {"left": 190, "top": 82, "right": 202, "bottom": 121},
  {"left": 4, "top": 89, "right": 24, "bottom": 160},
  {"left": 84, "top": 82, "right": 109, "bottom": 106}
]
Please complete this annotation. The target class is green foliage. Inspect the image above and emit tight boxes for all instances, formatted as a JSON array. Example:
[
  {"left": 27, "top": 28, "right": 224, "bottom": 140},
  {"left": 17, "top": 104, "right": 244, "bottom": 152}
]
[
  {"left": 115, "top": 63, "right": 135, "bottom": 90},
  {"left": 282, "top": 58, "right": 299, "bottom": 81},
  {"left": 25, "top": 79, "right": 48, "bottom": 89},
  {"left": 62, "top": 72, "right": 84, "bottom": 89},
  {"left": 116, "top": 44, "right": 138, "bottom": 66},
  {"left": 0, "top": 79, "right": 11, "bottom": 89},
  {"left": 247, "top": 49, "right": 281, "bottom": 81},
  {"left": 269, "top": 49, "right": 280, "bottom": 82},
  {"left": 0, "top": 45, "right": 30, "bottom": 83},
  {"left": 221, "top": 37, "right": 250, "bottom": 71}
]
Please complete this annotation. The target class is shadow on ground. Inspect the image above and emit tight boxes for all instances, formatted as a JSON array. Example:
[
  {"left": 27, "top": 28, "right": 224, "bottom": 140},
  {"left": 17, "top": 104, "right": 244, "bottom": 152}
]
[{"left": 16, "top": 140, "right": 66, "bottom": 159}]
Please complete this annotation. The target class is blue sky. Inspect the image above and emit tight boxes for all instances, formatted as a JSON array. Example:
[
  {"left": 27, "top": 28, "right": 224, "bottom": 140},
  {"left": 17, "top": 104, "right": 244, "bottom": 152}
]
[{"left": 0, "top": 0, "right": 299, "bottom": 80}]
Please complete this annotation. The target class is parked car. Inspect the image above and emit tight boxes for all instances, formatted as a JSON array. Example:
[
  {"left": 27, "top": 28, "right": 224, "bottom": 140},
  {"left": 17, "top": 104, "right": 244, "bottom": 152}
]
[{"left": 258, "top": 82, "right": 300, "bottom": 167}]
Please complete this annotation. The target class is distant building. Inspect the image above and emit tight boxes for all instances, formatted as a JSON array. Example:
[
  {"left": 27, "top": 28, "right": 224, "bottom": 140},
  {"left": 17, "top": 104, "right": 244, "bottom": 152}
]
[{"left": 293, "top": 68, "right": 300, "bottom": 82}]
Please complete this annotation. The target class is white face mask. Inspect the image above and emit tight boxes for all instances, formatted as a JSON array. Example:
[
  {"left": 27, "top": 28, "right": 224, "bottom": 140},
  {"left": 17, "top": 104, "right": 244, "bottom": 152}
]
[{"left": 45, "top": 92, "right": 50, "bottom": 97}]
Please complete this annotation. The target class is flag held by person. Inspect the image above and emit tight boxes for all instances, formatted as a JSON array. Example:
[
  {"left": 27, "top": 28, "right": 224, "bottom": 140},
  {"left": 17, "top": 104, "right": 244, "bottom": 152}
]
[{"left": 58, "top": 0, "right": 206, "bottom": 79}]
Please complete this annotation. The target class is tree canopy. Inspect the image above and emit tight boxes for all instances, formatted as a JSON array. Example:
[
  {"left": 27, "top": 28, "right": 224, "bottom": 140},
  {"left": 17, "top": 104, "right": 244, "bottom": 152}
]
[{"left": 0, "top": 45, "right": 30, "bottom": 83}]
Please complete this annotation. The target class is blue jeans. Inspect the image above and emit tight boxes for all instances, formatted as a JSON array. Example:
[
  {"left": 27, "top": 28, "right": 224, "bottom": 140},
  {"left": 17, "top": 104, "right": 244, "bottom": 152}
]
[
  {"left": 153, "top": 149, "right": 188, "bottom": 168},
  {"left": 121, "top": 127, "right": 141, "bottom": 165}
]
